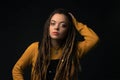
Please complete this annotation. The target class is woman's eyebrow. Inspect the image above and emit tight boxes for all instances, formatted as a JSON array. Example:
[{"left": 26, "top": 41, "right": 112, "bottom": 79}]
[
  {"left": 51, "top": 19, "right": 67, "bottom": 24},
  {"left": 50, "top": 20, "right": 56, "bottom": 22}
]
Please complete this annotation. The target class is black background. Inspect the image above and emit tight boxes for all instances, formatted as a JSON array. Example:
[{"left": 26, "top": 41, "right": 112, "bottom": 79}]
[{"left": 1, "top": 0, "right": 120, "bottom": 80}]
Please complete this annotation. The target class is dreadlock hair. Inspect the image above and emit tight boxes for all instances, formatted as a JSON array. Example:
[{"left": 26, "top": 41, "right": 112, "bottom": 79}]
[{"left": 32, "top": 8, "right": 81, "bottom": 80}]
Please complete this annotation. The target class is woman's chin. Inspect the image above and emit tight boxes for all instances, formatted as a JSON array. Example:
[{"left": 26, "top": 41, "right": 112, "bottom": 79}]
[{"left": 51, "top": 38, "right": 60, "bottom": 40}]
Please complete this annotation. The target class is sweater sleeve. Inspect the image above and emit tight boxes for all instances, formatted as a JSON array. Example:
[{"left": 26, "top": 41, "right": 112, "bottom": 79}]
[
  {"left": 77, "top": 23, "right": 99, "bottom": 58},
  {"left": 12, "top": 42, "right": 39, "bottom": 80},
  {"left": 69, "top": 13, "right": 100, "bottom": 58}
]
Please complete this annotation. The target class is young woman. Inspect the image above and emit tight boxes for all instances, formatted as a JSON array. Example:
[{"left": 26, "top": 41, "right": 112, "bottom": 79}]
[{"left": 12, "top": 8, "right": 99, "bottom": 80}]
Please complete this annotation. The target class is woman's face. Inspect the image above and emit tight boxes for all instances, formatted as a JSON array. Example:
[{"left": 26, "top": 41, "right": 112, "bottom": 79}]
[{"left": 49, "top": 13, "right": 69, "bottom": 40}]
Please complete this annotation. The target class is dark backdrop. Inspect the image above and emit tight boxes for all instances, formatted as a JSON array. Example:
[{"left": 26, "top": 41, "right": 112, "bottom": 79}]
[{"left": 1, "top": 0, "right": 120, "bottom": 80}]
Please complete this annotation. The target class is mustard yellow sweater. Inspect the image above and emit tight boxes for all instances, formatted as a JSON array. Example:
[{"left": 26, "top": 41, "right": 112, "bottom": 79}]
[{"left": 12, "top": 16, "right": 99, "bottom": 80}]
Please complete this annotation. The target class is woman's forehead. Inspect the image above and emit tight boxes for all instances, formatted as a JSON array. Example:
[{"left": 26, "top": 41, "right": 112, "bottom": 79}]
[{"left": 51, "top": 13, "right": 68, "bottom": 22}]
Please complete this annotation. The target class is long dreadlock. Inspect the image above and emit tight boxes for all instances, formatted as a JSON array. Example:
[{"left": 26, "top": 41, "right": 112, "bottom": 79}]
[{"left": 32, "top": 8, "right": 81, "bottom": 80}]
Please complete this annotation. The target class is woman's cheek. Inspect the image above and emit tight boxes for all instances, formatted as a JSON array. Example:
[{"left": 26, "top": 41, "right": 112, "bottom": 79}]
[{"left": 60, "top": 29, "right": 68, "bottom": 38}]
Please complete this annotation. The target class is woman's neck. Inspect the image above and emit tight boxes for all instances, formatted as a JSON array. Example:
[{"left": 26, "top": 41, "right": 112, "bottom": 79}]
[{"left": 51, "top": 39, "right": 63, "bottom": 48}]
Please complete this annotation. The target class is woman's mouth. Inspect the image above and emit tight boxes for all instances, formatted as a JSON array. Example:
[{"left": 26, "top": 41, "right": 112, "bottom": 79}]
[{"left": 52, "top": 32, "right": 59, "bottom": 35}]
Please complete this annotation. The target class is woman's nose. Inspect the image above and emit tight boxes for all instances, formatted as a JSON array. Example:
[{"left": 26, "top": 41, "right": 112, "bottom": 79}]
[{"left": 54, "top": 24, "right": 59, "bottom": 30}]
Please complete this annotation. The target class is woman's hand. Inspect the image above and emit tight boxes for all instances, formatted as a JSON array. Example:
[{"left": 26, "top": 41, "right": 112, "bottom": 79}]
[
  {"left": 69, "top": 12, "right": 84, "bottom": 31},
  {"left": 68, "top": 12, "right": 78, "bottom": 27}
]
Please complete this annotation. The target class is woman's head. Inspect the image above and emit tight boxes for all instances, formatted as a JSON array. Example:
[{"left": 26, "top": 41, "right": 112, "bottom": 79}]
[
  {"left": 43, "top": 8, "right": 75, "bottom": 41},
  {"left": 49, "top": 13, "right": 69, "bottom": 40}
]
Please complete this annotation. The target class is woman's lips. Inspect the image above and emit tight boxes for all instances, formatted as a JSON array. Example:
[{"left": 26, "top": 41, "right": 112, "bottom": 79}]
[{"left": 52, "top": 32, "right": 59, "bottom": 35}]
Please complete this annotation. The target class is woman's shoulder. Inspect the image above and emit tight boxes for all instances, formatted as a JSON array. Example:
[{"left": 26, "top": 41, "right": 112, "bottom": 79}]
[
  {"left": 28, "top": 41, "right": 39, "bottom": 48},
  {"left": 31, "top": 41, "right": 39, "bottom": 45}
]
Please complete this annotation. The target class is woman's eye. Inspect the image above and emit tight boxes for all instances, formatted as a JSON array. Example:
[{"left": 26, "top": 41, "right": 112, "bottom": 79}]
[
  {"left": 50, "top": 22, "right": 55, "bottom": 26},
  {"left": 60, "top": 23, "right": 67, "bottom": 28}
]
